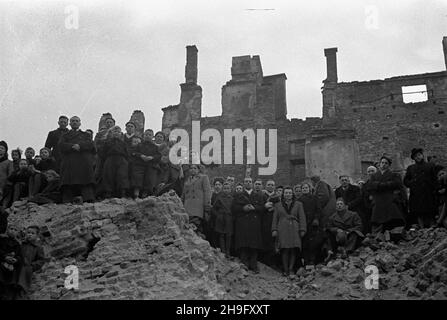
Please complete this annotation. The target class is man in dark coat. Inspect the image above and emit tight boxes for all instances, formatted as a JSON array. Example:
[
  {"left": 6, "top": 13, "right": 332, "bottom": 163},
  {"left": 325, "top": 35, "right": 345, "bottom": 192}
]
[
  {"left": 367, "top": 156, "right": 405, "bottom": 236},
  {"left": 232, "top": 177, "right": 264, "bottom": 273},
  {"left": 335, "top": 175, "right": 362, "bottom": 213},
  {"left": 58, "top": 116, "right": 96, "bottom": 203},
  {"left": 404, "top": 148, "right": 438, "bottom": 228},
  {"left": 310, "top": 175, "right": 336, "bottom": 228},
  {"left": 44, "top": 116, "right": 69, "bottom": 173},
  {"left": 326, "top": 198, "right": 363, "bottom": 258}
]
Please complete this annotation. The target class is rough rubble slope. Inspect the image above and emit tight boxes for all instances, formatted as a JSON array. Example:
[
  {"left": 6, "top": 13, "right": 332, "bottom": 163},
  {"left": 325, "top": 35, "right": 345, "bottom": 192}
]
[{"left": 6, "top": 195, "right": 447, "bottom": 300}]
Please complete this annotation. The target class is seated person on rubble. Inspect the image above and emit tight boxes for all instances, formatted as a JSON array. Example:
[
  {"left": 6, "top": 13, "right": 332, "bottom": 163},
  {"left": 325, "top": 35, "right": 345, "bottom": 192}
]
[{"left": 325, "top": 198, "right": 364, "bottom": 259}]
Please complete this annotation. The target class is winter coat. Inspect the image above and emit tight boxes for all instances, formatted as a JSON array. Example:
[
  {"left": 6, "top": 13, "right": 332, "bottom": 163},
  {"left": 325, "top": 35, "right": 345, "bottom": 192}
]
[
  {"left": 261, "top": 191, "right": 279, "bottom": 252},
  {"left": 298, "top": 193, "right": 322, "bottom": 227},
  {"left": 133, "top": 141, "right": 162, "bottom": 168},
  {"left": 212, "top": 192, "right": 234, "bottom": 234},
  {"left": 272, "top": 200, "right": 306, "bottom": 249},
  {"left": 182, "top": 174, "right": 211, "bottom": 219},
  {"left": 366, "top": 169, "right": 405, "bottom": 225},
  {"left": 0, "top": 235, "right": 22, "bottom": 287},
  {"left": 404, "top": 161, "right": 438, "bottom": 219},
  {"left": 314, "top": 180, "right": 336, "bottom": 228},
  {"left": 326, "top": 209, "right": 364, "bottom": 237},
  {"left": 35, "top": 158, "right": 57, "bottom": 172},
  {"left": 232, "top": 190, "right": 265, "bottom": 250},
  {"left": 45, "top": 127, "right": 69, "bottom": 164},
  {"left": 58, "top": 129, "right": 96, "bottom": 186}
]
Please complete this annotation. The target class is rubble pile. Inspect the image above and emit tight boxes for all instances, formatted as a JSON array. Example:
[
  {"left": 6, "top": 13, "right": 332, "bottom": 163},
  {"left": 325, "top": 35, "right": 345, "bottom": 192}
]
[
  {"left": 6, "top": 195, "right": 447, "bottom": 300},
  {"left": 6, "top": 195, "right": 289, "bottom": 300}
]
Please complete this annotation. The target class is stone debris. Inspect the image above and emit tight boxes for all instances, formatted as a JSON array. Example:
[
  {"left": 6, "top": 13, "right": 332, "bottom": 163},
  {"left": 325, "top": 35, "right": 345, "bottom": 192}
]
[{"left": 6, "top": 196, "right": 447, "bottom": 300}]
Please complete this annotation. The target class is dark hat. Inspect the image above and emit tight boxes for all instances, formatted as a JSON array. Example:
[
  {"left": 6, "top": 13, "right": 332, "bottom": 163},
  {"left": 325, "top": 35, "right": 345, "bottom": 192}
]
[
  {"left": 411, "top": 148, "right": 424, "bottom": 160},
  {"left": 213, "top": 177, "right": 225, "bottom": 185},
  {"left": 380, "top": 155, "right": 392, "bottom": 165},
  {"left": 0, "top": 140, "right": 8, "bottom": 152},
  {"left": 125, "top": 121, "right": 136, "bottom": 128}
]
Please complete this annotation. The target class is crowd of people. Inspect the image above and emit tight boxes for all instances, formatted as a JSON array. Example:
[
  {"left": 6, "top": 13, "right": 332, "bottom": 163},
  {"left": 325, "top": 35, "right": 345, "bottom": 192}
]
[{"left": 1, "top": 114, "right": 447, "bottom": 299}]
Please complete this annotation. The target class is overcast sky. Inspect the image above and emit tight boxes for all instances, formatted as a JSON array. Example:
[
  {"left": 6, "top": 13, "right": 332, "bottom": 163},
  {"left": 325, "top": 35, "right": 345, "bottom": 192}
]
[{"left": 1, "top": 0, "right": 446, "bottom": 152}]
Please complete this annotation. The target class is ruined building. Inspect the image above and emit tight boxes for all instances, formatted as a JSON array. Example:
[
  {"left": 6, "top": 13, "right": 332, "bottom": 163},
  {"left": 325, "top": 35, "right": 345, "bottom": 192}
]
[{"left": 161, "top": 38, "right": 447, "bottom": 186}]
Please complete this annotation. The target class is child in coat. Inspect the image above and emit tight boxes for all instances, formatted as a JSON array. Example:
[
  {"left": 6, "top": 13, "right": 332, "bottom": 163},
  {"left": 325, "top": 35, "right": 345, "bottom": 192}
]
[
  {"left": 154, "top": 131, "right": 170, "bottom": 187},
  {"left": 100, "top": 126, "right": 129, "bottom": 198},
  {"left": 10, "top": 148, "right": 22, "bottom": 171},
  {"left": 24, "top": 147, "right": 36, "bottom": 167},
  {"left": 17, "top": 226, "right": 45, "bottom": 299},
  {"left": 28, "top": 170, "right": 61, "bottom": 205},
  {"left": 29, "top": 148, "right": 57, "bottom": 196},
  {"left": 4, "top": 159, "right": 32, "bottom": 206}
]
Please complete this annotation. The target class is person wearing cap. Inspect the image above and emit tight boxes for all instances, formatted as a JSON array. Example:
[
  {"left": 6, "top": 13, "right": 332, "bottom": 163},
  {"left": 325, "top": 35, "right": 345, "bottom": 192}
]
[
  {"left": 366, "top": 156, "right": 405, "bottom": 237},
  {"left": 44, "top": 115, "right": 69, "bottom": 173},
  {"left": 404, "top": 148, "right": 438, "bottom": 228},
  {"left": 0, "top": 141, "right": 14, "bottom": 207}
]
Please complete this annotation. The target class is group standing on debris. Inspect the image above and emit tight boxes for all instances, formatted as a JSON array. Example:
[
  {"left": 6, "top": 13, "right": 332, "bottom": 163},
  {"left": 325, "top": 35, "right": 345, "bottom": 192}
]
[{"left": 1, "top": 114, "right": 447, "bottom": 299}]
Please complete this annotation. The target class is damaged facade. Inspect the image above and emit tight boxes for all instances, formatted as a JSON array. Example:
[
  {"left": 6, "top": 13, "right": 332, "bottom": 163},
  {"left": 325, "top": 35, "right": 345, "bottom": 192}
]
[{"left": 161, "top": 38, "right": 447, "bottom": 186}]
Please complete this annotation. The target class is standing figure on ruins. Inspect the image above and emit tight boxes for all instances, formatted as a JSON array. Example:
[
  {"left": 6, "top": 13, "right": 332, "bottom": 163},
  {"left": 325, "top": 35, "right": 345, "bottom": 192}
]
[
  {"left": 310, "top": 176, "right": 336, "bottom": 228},
  {"left": 44, "top": 115, "right": 69, "bottom": 173},
  {"left": 94, "top": 116, "right": 115, "bottom": 188},
  {"left": 404, "top": 148, "right": 438, "bottom": 228},
  {"left": 182, "top": 164, "right": 211, "bottom": 238},
  {"left": 272, "top": 186, "right": 306, "bottom": 277},
  {"left": 359, "top": 166, "right": 378, "bottom": 234},
  {"left": 58, "top": 116, "right": 96, "bottom": 203},
  {"left": 366, "top": 156, "right": 405, "bottom": 237},
  {"left": 231, "top": 177, "right": 264, "bottom": 273},
  {"left": 100, "top": 126, "right": 129, "bottom": 199}
]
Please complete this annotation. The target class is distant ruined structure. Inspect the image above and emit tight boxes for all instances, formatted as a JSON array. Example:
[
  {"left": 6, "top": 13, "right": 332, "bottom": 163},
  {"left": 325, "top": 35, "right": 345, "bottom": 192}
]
[{"left": 156, "top": 37, "right": 447, "bottom": 186}]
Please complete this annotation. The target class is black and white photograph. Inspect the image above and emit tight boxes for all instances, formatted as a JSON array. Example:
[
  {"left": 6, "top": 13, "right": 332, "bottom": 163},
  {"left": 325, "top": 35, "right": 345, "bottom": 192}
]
[{"left": 0, "top": 0, "right": 447, "bottom": 306}]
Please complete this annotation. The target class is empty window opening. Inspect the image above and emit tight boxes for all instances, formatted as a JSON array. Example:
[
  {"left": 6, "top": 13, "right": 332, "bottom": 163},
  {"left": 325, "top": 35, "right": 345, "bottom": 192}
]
[
  {"left": 402, "top": 85, "right": 428, "bottom": 104},
  {"left": 438, "top": 110, "right": 444, "bottom": 115},
  {"left": 382, "top": 136, "right": 389, "bottom": 141},
  {"left": 433, "top": 123, "right": 441, "bottom": 129},
  {"left": 386, "top": 114, "right": 392, "bottom": 119}
]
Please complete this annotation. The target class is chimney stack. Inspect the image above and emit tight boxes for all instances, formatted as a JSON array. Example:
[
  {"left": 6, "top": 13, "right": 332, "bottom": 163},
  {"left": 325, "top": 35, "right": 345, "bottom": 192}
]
[
  {"left": 324, "top": 47, "right": 338, "bottom": 83},
  {"left": 443, "top": 37, "right": 447, "bottom": 70},
  {"left": 185, "top": 45, "right": 198, "bottom": 84}
]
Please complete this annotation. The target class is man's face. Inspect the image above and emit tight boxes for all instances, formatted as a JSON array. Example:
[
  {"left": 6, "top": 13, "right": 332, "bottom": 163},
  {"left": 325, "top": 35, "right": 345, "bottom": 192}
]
[
  {"left": 254, "top": 181, "right": 262, "bottom": 192},
  {"left": 336, "top": 200, "right": 346, "bottom": 211},
  {"left": 244, "top": 178, "right": 252, "bottom": 190},
  {"left": 295, "top": 185, "right": 302, "bottom": 195},
  {"left": 380, "top": 159, "right": 390, "bottom": 171},
  {"left": 26, "top": 228, "right": 38, "bottom": 242},
  {"left": 226, "top": 177, "right": 235, "bottom": 186},
  {"left": 301, "top": 184, "right": 309, "bottom": 194},
  {"left": 214, "top": 181, "right": 223, "bottom": 193},
  {"left": 126, "top": 123, "right": 136, "bottom": 135},
  {"left": 70, "top": 117, "right": 81, "bottom": 130},
  {"left": 266, "top": 180, "right": 275, "bottom": 192},
  {"left": 25, "top": 148, "right": 35, "bottom": 159},
  {"left": 58, "top": 118, "right": 68, "bottom": 129},
  {"left": 223, "top": 184, "right": 231, "bottom": 194},
  {"left": 155, "top": 133, "right": 164, "bottom": 144},
  {"left": 235, "top": 185, "right": 243, "bottom": 193},
  {"left": 190, "top": 165, "right": 199, "bottom": 176},
  {"left": 414, "top": 153, "right": 424, "bottom": 163},
  {"left": 276, "top": 188, "right": 283, "bottom": 197},
  {"left": 438, "top": 170, "right": 446, "bottom": 181},
  {"left": 340, "top": 176, "right": 350, "bottom": 188},
  {"left": 0, "top": 146, "right": 5, "bottom": 157},
  {"left": 34, "top": 155, "right": 42, "bottom": 164}
]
